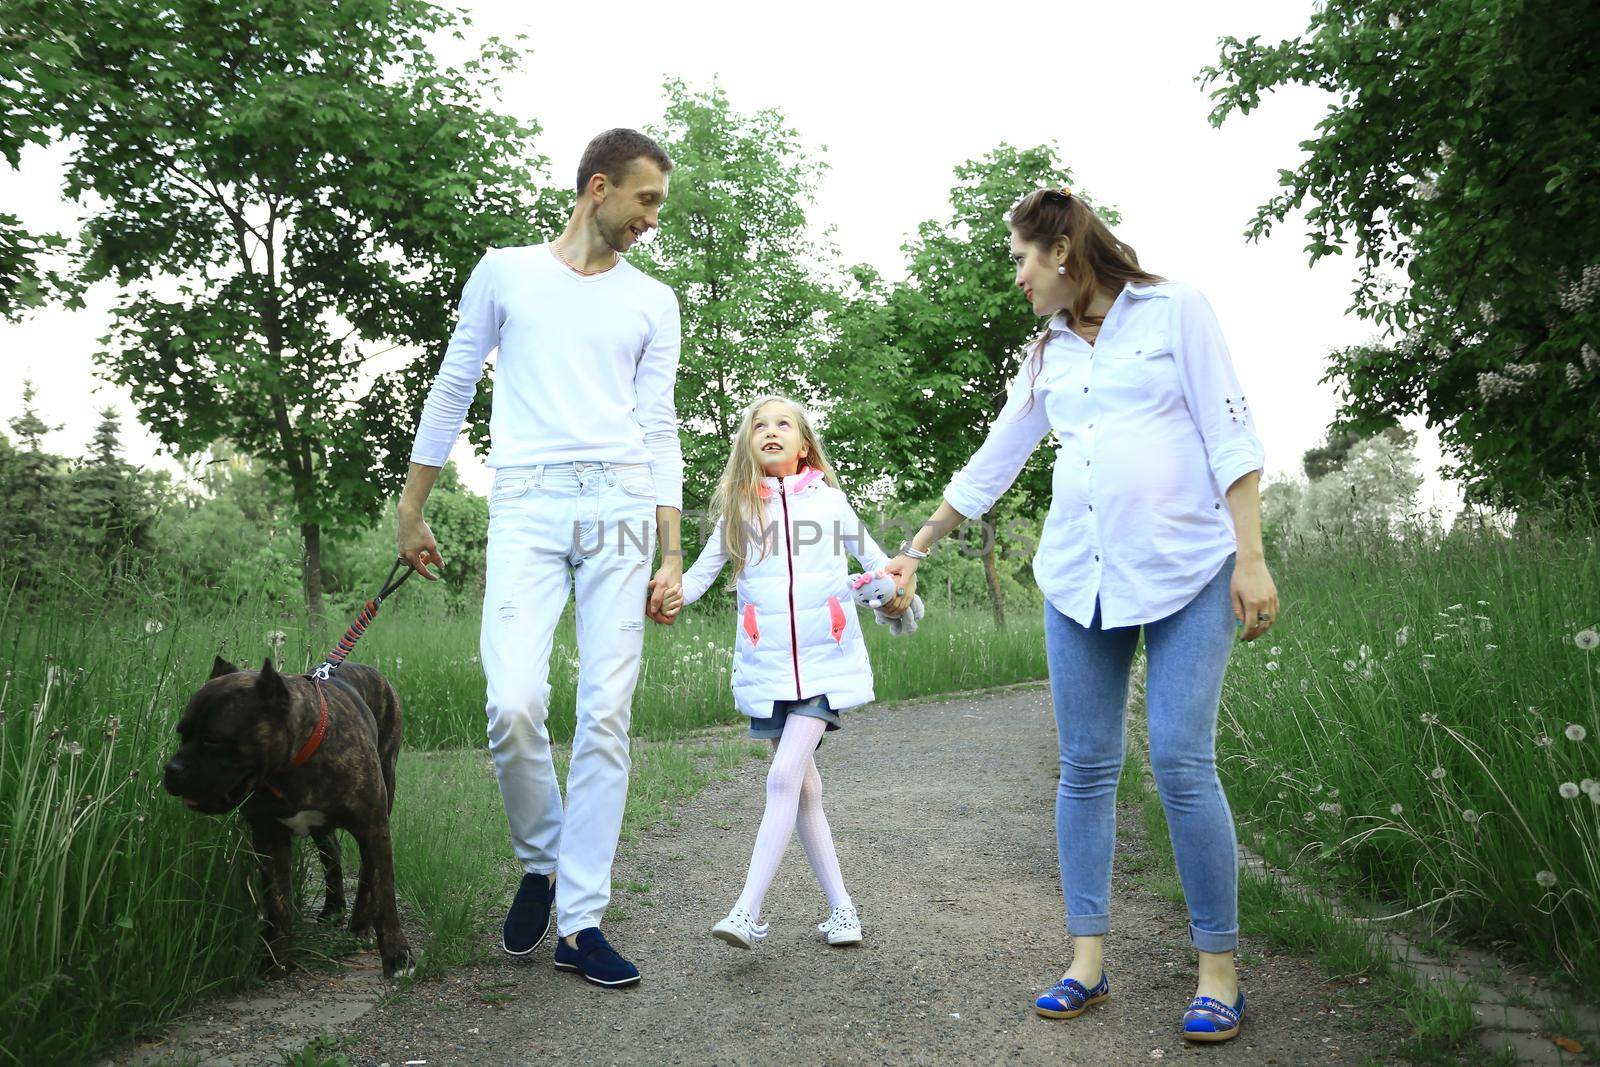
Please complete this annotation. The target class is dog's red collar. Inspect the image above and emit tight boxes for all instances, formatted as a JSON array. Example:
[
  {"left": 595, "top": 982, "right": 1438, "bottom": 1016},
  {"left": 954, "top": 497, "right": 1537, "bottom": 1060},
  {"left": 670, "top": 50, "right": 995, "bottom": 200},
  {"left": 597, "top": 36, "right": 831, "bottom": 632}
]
[{"left": 290, "top": 680, "right": 331, "bottom": 769}]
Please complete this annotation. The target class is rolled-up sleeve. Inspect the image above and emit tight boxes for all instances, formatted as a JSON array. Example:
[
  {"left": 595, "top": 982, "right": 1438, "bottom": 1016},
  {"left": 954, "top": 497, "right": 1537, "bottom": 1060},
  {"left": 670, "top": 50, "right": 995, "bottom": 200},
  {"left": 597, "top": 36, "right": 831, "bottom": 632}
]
[
  {"left": 942, "top": 363, "right": 1052, "bottom": 518},
  {"left": 636, "top": 293, "right": 684, "bottom": 511},
  {"left": 410, "top": 250, "right": 503, "bottom": 467},
  {"left": 1171, "top": 284, "right": 1265, "bottom": 494}
]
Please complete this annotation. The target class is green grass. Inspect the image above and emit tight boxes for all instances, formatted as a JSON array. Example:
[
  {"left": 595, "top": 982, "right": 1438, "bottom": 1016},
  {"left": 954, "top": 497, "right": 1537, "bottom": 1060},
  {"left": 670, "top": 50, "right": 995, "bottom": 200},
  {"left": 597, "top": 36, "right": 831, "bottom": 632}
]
[
  {"left": 0, "top": 561, "right": 1041, "bottom": 1065},
  {"left": 1125, "top": 742, "right": 1485, "bottom": 1065},
  {"left": 1214, "top": 518, "right": 1600, "bottom": 991}
]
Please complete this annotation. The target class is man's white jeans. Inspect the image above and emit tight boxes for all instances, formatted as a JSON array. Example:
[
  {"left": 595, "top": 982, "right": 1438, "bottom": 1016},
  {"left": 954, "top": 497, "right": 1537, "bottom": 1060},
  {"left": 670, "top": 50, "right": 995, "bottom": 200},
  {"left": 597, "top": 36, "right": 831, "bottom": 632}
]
[{"left": 480, "top": 460, "right": 656, "bottom": 936}]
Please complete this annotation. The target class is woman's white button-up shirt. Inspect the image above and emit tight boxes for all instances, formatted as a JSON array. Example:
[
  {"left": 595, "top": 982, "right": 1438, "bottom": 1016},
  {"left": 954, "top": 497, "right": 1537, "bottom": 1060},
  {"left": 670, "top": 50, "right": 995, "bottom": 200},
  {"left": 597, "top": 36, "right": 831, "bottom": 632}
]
[{"left": 942, "top": 281, "right": 1265, "bottom": 629}]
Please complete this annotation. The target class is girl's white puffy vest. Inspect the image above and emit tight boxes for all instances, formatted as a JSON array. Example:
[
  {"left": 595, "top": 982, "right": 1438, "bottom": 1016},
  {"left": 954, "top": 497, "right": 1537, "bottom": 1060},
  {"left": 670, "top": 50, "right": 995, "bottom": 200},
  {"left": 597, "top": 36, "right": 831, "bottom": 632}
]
[{"left": 681, "top": 469, "right": 890, "bottom": 719}]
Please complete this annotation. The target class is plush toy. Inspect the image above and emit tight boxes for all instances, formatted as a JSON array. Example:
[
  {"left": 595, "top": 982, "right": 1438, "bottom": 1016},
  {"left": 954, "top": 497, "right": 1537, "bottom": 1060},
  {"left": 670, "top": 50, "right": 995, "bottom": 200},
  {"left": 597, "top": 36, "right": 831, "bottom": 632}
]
[{"left": 849, "top": 570, "right": 925, "bottom": 636}]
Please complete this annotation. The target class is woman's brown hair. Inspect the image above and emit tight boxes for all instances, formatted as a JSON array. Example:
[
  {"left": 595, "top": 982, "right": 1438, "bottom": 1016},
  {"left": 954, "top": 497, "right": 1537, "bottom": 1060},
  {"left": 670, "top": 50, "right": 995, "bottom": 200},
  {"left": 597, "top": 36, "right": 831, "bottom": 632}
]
[{"left": 1010, "top": 188, "right": 1164, "bottom": 407}]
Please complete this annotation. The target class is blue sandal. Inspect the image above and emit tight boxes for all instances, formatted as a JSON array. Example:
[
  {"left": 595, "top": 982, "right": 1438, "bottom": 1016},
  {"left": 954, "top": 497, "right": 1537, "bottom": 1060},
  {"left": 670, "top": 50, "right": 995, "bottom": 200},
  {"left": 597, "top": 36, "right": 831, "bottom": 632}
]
[
  {"left": 1182, "top": 991, "right": 1245, "bottom": 1042},
  {"left": 1034, "top": 973, "right": 1110, "bottom": 1019}
]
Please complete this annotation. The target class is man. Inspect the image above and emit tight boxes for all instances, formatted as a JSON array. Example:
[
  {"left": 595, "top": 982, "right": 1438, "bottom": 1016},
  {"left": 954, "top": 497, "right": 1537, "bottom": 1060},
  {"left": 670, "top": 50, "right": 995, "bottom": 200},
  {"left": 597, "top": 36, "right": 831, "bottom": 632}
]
[{"left": 397, "top": 128, "right": 683, "bottom": 988}]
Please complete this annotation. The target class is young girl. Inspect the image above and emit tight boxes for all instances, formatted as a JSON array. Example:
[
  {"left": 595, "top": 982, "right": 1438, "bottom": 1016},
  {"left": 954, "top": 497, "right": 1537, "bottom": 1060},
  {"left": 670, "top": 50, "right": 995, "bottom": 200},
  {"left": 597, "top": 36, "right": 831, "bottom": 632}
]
[{"left": 667, "top": 395, "right": 898, "bottom": 950}]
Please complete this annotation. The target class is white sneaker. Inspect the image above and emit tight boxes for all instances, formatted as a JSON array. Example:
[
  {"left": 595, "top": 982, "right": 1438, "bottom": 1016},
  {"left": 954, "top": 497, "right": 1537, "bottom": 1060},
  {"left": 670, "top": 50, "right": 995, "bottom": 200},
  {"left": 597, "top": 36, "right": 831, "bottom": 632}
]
[
  {"left": 712, "top": 905, "right": 769, "bottom": 949},
  {"left": 816, "top": 903, "right": 862, "bottom": 946}
]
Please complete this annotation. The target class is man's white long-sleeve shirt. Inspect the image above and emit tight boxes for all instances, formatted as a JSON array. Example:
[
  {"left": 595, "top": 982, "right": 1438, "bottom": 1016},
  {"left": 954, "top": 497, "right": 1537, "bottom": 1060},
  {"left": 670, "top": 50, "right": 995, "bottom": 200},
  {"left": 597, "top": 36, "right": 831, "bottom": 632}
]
[
  {"left": 943, "top": 281, "right": 1265, "bottom": 629},
  {"left": 409, "top": 243, "right": 685, "bottom": 510}
]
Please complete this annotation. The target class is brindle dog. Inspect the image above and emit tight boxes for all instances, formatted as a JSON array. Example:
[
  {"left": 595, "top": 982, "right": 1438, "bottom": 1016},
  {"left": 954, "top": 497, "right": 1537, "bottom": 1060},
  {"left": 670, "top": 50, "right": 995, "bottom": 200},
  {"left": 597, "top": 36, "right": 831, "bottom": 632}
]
[{"left": 162, "top": 656, "right": 413, "bottom": 978}]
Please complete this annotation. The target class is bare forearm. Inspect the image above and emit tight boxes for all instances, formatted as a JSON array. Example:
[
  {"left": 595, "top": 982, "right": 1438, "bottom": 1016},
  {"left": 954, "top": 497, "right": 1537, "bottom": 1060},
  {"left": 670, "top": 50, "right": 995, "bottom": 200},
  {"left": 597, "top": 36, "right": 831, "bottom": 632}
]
[
  {"left": 655, "top": 505, "right": 683, "bottom": 570},
  {"left": 398, "top": 462, "right": 441, "bottom": 518},
  {"left": 1225, "top": 470, "right": 1265, "bottom": 563},
  {"left": 909, "top": 499, "right": 972, "bottom": 554}
]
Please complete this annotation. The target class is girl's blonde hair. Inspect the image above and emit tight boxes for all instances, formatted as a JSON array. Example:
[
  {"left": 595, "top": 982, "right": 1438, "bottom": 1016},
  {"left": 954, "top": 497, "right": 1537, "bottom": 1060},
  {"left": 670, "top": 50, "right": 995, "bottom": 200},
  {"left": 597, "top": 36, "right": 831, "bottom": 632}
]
[{"left": 710, "top": 395, "right": 840, "bottom": 578}]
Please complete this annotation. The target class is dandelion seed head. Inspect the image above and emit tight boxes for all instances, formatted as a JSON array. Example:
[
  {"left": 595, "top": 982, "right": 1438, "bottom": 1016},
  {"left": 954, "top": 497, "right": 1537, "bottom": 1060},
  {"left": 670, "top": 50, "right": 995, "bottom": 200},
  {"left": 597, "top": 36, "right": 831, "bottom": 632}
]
[
  {"left": 143, "top": 619, "right": 164, "bottom": 635},
  {"left": 1536, "top": 870, "right": 1557, "bottom": 888},
  {"left": 1270, "top": 646, "right": 1282, "bottom": 656},
  {"left": 1534, "top": 734, "right": 1553, "bottom": 748},
  {"left": 1559, "top": 782, "right": 1581, "bottom": 799},
  {"left": 1566, "top": 724, "right": 1589, "bottom": 742},
  {"left": 1575, "top": 628, "right": 1599, "bottom": 651},
  {"left": 64, "top": 741, "right": 84, "bottom": 758},
  {"left": 1390, "top": 803, "right": 1404, "bottom": 816},
  {"left": 1299, "top": 678, "right": 1310, "bottom": 692},
  {"left": 1462, "top": 809, "right": 1479, "bottom": 824},
  {"left": 1395, "top": 627, "right": 1410, "bottom": 647},
  {"left": 1266, "top": 661, "right": 1279, "bottom": 672},
  {"left": 1343, "top": 659, "right": 1358, "bottom": 672},
  {"left": 1580, "top": 778, "right": 1597, "bottom": 795},
  {"left": 1430, "top": 766, "right": 1447, "bottom": 780}
]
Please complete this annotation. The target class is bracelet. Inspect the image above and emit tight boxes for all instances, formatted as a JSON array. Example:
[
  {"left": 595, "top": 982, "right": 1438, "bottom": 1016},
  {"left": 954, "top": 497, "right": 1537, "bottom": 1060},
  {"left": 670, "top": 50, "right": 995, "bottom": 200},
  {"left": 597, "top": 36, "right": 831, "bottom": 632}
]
[{"left": 898, "top": 542, "right": 929, "bottom": 560}]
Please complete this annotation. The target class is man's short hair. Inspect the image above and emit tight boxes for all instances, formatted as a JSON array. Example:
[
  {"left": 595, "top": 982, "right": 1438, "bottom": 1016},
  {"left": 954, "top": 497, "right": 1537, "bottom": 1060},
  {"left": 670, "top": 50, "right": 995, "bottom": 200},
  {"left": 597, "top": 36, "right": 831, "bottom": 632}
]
[{"left": 576, "top": 129, "right": 673, "bottom": 195}]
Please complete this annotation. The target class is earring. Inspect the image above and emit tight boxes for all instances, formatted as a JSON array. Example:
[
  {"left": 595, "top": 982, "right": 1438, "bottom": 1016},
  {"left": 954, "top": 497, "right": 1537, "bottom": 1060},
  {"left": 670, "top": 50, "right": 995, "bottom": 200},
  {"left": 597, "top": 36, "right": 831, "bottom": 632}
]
[{"left": 1057, "top": 265, "right": 1067, "bottom": 275}]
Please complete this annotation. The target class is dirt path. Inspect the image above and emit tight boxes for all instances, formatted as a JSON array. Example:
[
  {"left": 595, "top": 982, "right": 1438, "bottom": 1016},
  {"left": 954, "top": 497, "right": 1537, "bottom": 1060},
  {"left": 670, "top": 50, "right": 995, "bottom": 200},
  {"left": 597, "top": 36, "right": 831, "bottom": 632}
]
[{"left": 334, "top": 685, "right": 1399, "bottom": 1066}]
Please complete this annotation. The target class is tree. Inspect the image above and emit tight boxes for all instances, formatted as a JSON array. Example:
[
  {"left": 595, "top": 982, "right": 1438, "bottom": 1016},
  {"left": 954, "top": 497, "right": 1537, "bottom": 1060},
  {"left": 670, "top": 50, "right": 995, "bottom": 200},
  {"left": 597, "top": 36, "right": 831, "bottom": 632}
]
[
  {"left": 1263, "top": 428, "right": 1425, "bottom": 551},
  {"left": 1, "top": 0, "right": 564, "bottom": 619},
  {"left": 0, "top": 380, "right": 67, "bottom": 587},
  {"left": 66, "top": 407, "right": 157, "bottom": 565},
  {"left": 1202, "top": 0, "right": 1600, "bottom": 510},
  {"left": 0, "top": 216, "right": 74, "bottom": 321},
  {"left": 866, "top": 143, "right": 1104, "bottom": 627},
  {"left": 1300, "top": 417, "right": 1408, "bottom": 481},
  {"left": 639, "top": 78, "right": 839, "bottom": 512}
]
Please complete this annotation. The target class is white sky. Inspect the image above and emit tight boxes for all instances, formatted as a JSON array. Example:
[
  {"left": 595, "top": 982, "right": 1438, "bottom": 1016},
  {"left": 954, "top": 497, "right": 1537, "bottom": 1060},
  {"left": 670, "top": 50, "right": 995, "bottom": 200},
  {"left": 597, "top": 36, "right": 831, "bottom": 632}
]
[{"left": 0, "top": 0, "right": 1463, "bottom": 514}]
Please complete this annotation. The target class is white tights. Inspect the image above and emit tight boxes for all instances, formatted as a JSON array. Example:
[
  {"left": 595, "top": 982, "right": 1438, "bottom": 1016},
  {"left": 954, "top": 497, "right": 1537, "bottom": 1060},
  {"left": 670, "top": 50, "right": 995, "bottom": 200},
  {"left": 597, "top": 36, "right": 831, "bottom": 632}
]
[{"left": 733, "top": 714, "right": 852, "bottom": 921}]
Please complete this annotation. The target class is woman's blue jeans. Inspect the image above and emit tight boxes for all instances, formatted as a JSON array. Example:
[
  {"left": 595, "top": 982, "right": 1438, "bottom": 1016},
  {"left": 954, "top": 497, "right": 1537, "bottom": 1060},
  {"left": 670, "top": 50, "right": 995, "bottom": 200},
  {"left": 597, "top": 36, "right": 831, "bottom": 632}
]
[{"left": 1044, "top": 555, "right": 1240, "bottom": 953}]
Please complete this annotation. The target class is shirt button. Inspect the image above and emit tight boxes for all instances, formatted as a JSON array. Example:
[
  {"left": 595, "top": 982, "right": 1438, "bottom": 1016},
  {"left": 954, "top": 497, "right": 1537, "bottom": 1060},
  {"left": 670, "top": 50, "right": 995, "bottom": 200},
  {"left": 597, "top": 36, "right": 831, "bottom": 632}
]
[
  {"left": 1082, "top": 387, "right": 1088, "bottom": 393},
  {"left": 1088, "top": 504, "right": 1094, "bottom": 511},
  {"left": 1088, "top": 423, "right": 1094, "bottom": 429},
  {"left": 1094, "top": 554, "right": 1100, "bottom": 562},
  {"left": 1085, "top": 460, "right": 1090, "bottom": 467}
]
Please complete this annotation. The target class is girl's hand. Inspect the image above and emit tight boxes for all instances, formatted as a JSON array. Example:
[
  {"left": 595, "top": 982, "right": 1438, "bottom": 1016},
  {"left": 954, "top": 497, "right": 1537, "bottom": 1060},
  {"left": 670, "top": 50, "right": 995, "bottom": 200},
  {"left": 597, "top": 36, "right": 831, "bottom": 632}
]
[
  {"left": 1231, "top": 555, "right": 1279, "bottom": 642},
  {"left": 882, "top": 555, "right": 920, "bottom": 617}
]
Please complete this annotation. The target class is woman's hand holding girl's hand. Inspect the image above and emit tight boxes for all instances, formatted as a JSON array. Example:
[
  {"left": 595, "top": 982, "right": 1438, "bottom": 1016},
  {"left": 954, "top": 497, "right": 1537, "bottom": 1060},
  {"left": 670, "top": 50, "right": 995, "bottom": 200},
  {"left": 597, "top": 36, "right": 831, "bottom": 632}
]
[
  {"left": 882, "top": 555, "right": 920, "bottom": 617},
  {"left": 1231, "top": 555, "right": 1280, "bottom": 642}
]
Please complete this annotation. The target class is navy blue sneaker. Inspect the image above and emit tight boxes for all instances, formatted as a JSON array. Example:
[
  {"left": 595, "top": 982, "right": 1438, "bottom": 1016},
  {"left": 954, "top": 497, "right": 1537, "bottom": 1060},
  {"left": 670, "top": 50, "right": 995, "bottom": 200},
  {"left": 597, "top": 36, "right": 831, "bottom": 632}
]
[
  {"left": 501, "top": 872, "right": 554, "bottom": 956},
  {"left": 553, "top": 927, "right": 641, "bottom": 987}
]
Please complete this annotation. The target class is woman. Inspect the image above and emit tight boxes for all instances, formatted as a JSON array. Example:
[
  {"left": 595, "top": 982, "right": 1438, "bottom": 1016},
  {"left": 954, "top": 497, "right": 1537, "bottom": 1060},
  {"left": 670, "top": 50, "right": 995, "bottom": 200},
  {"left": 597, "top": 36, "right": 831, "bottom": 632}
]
[{"left": 883, "top": 187, "right": 1279, "bottom": 1043}]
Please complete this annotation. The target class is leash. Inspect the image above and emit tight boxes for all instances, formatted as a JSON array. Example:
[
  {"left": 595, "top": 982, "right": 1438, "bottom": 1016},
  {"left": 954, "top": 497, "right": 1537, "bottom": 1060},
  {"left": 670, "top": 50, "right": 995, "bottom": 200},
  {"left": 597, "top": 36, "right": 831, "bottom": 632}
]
[
  {"left": 258, "top": 559, "right": 413, "bottom": 799},
  {"left": 311, "top": 557, "right": 415, "bottom": 681}
]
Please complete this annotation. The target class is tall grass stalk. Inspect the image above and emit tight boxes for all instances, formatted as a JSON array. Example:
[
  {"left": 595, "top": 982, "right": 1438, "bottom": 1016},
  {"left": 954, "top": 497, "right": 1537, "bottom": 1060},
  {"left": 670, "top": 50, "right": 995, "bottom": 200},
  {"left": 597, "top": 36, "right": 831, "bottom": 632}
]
[{"left": 1217, "top": 517, "right": 1600, "bottom": 989}]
